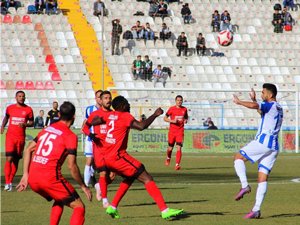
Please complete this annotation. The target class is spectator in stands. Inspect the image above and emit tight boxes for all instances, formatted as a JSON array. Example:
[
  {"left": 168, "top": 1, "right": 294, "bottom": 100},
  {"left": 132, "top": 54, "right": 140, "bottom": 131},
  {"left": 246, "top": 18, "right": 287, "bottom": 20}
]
[
  {"left": 1, "top": 0, "right": 8, "bottom": 15},
  {"left": 156, "top": 0, "right": 168, "bottom": 18},
  {"left": 159, "top": 23, "right": 172, "bottom": 41},
  {"left": 93, "top": 0, "right": 107, "bottom": 17},
  {"left": 283, "top": 0, "right": 295, "bottom": 10},
  {"left": 220, "top": 10, "right": 232, "bottom": 32},
  {"left": 143, "top": 55, "right": 153, "bottom": 81},
  {"left": 34, "top": 110, "right": 45, "bottom": 129},
  {"left": 45, "top": 101, "right": 60, "bottom": 126},
  {"left": 131, "top": 21, "right": 144, "bottom": 39},
  {"left": 181, "top": 3, "right": 192, "bottom": 24},
  {"left": 176, "top": 32, "right": 188, "bottom": 57},
  {"left": 132, "top": 55, "right": 144, "bottom": 80},
  {"left": 144, "top": 23, "right": 155, "bottom": 40},
  {"left": 148, "top": 0, "right": 158, "bottom": 17},
  {"left": 207, "top": 121, "right": 218, "bottom": 130},
  {"left": 196, "top": 33, "right": 206, "bottom": 56},
  {"left": 272, "top": 8, "right": 283, "bottom": 33},
  {"left": 35, "top": 0, "right": 45, "bottom": 14},
  {"left": 153, "top": 65, "right": 166, "bottom": 87},
  {"left": 6, "top": 0, "right": 21, "bottom": 11},
  {"left": 111, "top": 19, "right": 122, "bottom": 55},
  {"left": 282, "top": 6, "right": 293, "bottom": 30},
  {"left": 203, "top": 117, "right": 212, "bottom": 127},
  {"left": 45, "top": 0, "right": 57, "bottom": 15},
  {"left": 211, "top": 10, "right": 220, "bottom": 32}
]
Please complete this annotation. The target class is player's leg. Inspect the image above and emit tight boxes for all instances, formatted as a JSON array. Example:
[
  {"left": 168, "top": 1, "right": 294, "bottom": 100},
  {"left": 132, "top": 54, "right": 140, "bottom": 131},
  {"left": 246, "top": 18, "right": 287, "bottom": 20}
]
[
  {"left": 174, "top": 134, "right": 184, "bottom": 170},
  {"left": 99, "top": 171, "right": 109, "bottom": 207},
  {"left": 165, "top": 132, "right": 175, "bottom": 166},
  {"left": 234, "top": 152, "right": 250, "bottom": 200},
  {"left": 50, "top": 202, "right": 64, "bottom": 225},
  {"left": 67, "top": 198, "right": 85, "bottom": 225},
  {"left": 9, "top": 140, "right": 25, "bottom": 187},
  {"left": 4, "top": 138, "right": 19, "bottom": 191},
  {"left": 83, "top": 140, "right": 94, "bottom": 186},
  {"left": 4, "top": 156, "right": 13, "bottom": 191}
]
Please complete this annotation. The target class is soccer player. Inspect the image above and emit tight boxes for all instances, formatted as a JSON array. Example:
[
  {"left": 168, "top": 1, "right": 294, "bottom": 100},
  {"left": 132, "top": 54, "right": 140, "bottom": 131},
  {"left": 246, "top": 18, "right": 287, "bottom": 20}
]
[
  {"left": 232, "top": 83, "right": 283, "bottom": 219},
  {"left": 1, "top": 91, "right": 34, "bottom": 191},
  {"left": 81, "top": 90, "right": 102, "bottom": 199},
  {"left": 82, "top": 90, "right": 114, "bottom": 208},
  {"left": 89, "top": 96, "right": 184, "bottom": 220},
  {"left": 164, "top": 95, "right": 188, "bottom": 170},
  {"left": 45, "top": 100, "right": 60, "bottom": 126},
  {"left": 16, "top": 101, "right": 92, "bottom": 225}
]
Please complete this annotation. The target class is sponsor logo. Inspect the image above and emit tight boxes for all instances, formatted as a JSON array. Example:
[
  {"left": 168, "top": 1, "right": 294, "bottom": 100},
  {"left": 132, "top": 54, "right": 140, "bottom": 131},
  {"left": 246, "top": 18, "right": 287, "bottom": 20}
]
[{"left": 192, "top": 132, "right": 221, "bottom": 149}]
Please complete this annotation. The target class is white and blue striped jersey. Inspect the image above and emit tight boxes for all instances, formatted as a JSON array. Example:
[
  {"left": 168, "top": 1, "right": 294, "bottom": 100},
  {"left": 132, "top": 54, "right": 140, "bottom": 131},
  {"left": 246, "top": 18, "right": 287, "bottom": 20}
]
[
  {"left": 85, "top": 105, "right": 99, "bottom": 142},
  {"left": 255, "top": 101, "right": 283, "bottom": 150}
]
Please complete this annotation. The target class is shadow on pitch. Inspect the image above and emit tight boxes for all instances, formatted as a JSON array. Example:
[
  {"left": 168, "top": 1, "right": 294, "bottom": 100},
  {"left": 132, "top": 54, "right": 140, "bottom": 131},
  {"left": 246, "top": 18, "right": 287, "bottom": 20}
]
[
  {"left": 170, "top": 211, "right": 227, "bottom": 220},
  {"left": 183, "top": 167, "right": 231, "bottom": 171},
  {"left": 1, "top": 210, "right": 23, "bottom": 213},
  {"left": 269, "top": 213, "right": 300, "bottom": 218},
  {"left": 122, "top": 199, "right": 208, "bottom": 207}
]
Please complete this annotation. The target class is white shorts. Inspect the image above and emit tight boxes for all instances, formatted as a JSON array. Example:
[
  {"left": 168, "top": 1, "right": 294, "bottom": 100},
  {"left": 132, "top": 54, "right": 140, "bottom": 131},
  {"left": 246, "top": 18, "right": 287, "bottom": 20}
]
[
  {"left": 239, "top": 140, "right": 279, "bottom": 175},
  {"left": 84, "top": 138, "right": 93, "bottom": 157}
]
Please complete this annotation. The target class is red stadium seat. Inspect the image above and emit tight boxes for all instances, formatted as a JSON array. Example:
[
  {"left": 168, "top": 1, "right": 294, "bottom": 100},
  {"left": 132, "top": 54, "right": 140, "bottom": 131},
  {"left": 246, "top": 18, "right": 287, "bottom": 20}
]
[
  {"left": 13, "top": 15, "right": 21, "bottom": 24},
  {"left": 48, "top": 63, "right": 58, "bottom": 72},
  {"left": 15, "top": 80, "right": 24, "bottom": 89},
  {"left": 25, "top": 81, "right": 35, "bottom": 90},
  {"left": 0, "top": 80, "right": 5, "bottom": 89},
  {"left": 3, "top": 14, "right": 13, "bottom": 24},
  {"left": 34, "top": 23, "right": 43, "bottom": 31},
  {"left": 45, "top": 55, "right": 55, "bottom": 63},
  {"left": 38, "top": 31, "right": 47, "bottom": 40},
  {"left": 43, "top": 47, "right": 52, "bottom": 56},
  {"left": 22, "top": 15, "right": 32, "bottom": 24},
  {"left": 51, "top": 72, "right": 62, "bottom": 81},
  {"left": 35, "top": 81, "right": 45, "bottom": 90},
  {"left": 45, "top": 81, "right": 55, "bottom": 90},
  {"left": 40, "top": 39, "right": 49, "bottom": 47}
]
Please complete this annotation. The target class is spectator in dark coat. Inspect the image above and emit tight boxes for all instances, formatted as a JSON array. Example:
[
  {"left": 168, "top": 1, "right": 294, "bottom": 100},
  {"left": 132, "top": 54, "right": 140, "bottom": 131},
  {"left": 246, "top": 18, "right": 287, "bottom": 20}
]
[
  {"left": 156, "top": 0, "right": 168, "bottom": 18},
  {"left": 272, "top": 9, "right": 283, "bottom": 33},
  {"left": 176, "top": 32, "right": 188, "bottom": 57},
  {"left": 211, "top": 10, "right": 220, "bottom": 32},
  {"left": 111, "top": 19, "right": 122, "bottom": 55},
  {"left": 93, "top": 0, "right": 106, "bottom": 16},
  {"left": 220, "top": 10, "right": 232, "bottom": 31},
  {"left": 196, "top": 33, "right": 206, "bottom": 56},
  {"left": 159, "top": 23, "right": 172, "bottom": 41},
  {"left": 181, "top": 3, "right": 192, "bottom": 24},
  {"left": 283, "top": 0, "right": 295, "bottom": 10}
]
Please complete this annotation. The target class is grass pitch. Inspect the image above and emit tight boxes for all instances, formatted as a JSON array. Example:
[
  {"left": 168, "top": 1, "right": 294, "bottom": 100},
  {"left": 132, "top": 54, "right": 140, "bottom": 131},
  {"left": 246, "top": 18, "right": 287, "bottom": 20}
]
[{"left": 1, "top": 152, "right": 300, "bottom": 225}]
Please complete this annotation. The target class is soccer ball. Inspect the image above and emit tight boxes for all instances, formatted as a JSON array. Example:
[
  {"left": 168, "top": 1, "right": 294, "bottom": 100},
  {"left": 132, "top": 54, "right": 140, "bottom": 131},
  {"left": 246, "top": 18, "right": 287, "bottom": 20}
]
[{"left": 218, "top": 30, "right": 233, "bottom": 46}]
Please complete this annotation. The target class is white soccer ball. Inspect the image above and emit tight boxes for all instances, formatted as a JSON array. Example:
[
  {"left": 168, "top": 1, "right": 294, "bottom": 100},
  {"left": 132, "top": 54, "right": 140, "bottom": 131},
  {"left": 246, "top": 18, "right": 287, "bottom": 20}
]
[{"left": 218, "top": 30, "right": 233, "bottom": 46}]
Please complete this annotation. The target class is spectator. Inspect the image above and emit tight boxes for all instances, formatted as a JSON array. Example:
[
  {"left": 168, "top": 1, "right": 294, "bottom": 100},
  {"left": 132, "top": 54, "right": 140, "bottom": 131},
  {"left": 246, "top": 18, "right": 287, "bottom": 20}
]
[
  {"left": 144, "top": 22, "right": 155, "bottom": 40},
  {"left": 35, "top": 0, "right": 45, "bottom": 14},
  {"left": 148, "top": 0, "right": 158, "bottom": 17},
  {"left": 132, "top": 55, "right": 144, "bottom": 80},
  {"left": 143, "top": 55, "right": 153, "bottom": 81},
  {"left": 207, "top": 121, "right": 218, "bottom": 130},
  {"left": 111, "top": 19, "right": 122, "bottom": 55},
  {"left": 153, "top": 65, "right": 167, "bottom": 87},
  {"left": 181, "top": 3, "right": 192, "bottom": 24},
  {"left": 196, "top": 33, "right": 206, "bottom": 56},
  {"left": 272, "top": 8, "right": 283, "bottom": 33},
  {"left": 45, "top": 101, "right": 60, "bottom": 126},
  {"left": 93, "top": 0, "right": 106, "bottom": 17},
  {"left": 131, "top": 21, "right": 144, "bottom": 39},
  {"left": 156, "top": 0, "right": 168, "bottom": 18},
  {"left": 282, "top": 6, "right": 293, "bottom": 30},
  {"left": 1, "top": 0, "right": 8, "bottom": 15},
  {"left": 176, "top": 32, "right": 188, "bottom": 57},
  {"left": 211, "top": 10, "right": 220, "bottom": 32},
  {"left": 45, "top": 0, "right": 57, "bottom": 15},
  {"left": 6, "top": 0, "right": 21, "bottom": 11},
  {"left": 203, "top": 117, "right": 212, "bottom": 127},
  {"left": 159, "top": 23, "right": 172, "bottom": 41},
  {"left": 34, "top": 110, "right": 45, "bottom": 129},
  {"left": 283, "top": 0, "right": 295, "bottom": 10},
  {"left": 220, "top": 10, "right": 232, "bottom": 31}
]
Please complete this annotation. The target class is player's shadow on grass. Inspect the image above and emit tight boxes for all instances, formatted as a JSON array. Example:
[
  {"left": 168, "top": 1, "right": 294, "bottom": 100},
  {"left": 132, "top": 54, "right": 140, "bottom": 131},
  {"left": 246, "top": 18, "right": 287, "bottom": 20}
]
[
  {"left": 269, "top": 213, "right": 300, "bottom": 218},
  {"left": 122, "top": 199, "right": 208, "bottom": 207},
  {"left": 170, "top": 211, "right": 227, "bottom": 220},
  {"left": 1, "top": 210, "right": 23, "bottom": 213},
  {"left": 183, "top": 166, "right": 231, "bottom": 171}
]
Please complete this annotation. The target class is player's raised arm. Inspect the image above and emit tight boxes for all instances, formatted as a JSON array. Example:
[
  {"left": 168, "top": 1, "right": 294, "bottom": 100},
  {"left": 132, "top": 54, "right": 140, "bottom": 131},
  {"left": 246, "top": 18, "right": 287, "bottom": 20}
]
[
  {"left": 131, "top": 108, "right": 164, "bottom": 131},
  {"left": 233, "top": 94, "right": 259, "bottom": 109}
]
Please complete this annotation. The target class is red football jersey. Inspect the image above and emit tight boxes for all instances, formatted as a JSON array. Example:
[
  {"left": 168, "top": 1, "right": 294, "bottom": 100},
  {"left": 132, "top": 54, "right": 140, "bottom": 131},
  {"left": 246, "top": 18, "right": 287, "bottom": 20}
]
[
  {"left": 166, "top": 106, "right": 188, "bottom": 133},
  {"left": 103, "top": 111, "right": 135, "bottom": 159},
  {"left": 29, "top": 121, "right": 78, "bottom": 181},
  {"left": 5, "top": 104, "right": 34, "bottom": 139}
]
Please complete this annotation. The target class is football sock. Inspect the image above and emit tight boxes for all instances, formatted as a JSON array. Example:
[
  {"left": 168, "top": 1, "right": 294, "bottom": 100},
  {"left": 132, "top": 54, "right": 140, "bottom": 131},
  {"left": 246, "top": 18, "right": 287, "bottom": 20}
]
[
  {"left": 252, "top": 181, "right": 267, "bottom": 212},
  {"left": 234, "top": 159, "right": 248, "bottom": 188},
  {"left": 90, "top": 166, "right": 95, "bottom": 175},
  {"left": 100, "top": 176, "right": 107, "bottom": 198},
  {"left": 50, "top": 204, "right": 63, "bottom": 225},
  {"left": 166, "top": 149, "right": 172, "bottom": 159},
  {"left": 111, "top": 179, "right": 133, "bottom": 208},
  {"left": 84, "top": 165, "right": 91, "bottom": 186},
  {"left": 175, "top": 150, "right": 182, "bottom": 165},
  {"left": 70, "top": 207, "right": 85, "bottom": 225},
  {"left": 4, "top": 161, "right": 11, "bottom": 184},
  {"left": 9, "top": 160, "right": 18, "bottom": 183},
  {"left": 145, "top": 181, "right": 168, "bottom": 211}
]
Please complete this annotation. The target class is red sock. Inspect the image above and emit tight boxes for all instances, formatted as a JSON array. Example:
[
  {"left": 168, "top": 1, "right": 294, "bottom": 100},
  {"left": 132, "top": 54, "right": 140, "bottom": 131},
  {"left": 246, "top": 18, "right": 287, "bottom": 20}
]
[
  {"left": 4, "top": 161, "right": 11, "bottom": 184},
  {"left": 111, "top": 179, "right": 133, "bottom": 208},
  {"left": 145, "top": 181, "right": 167, "bottom": 211},
  {"left": 9, "top": 160, "right": 18, "bottom": 183},
  {"left": 167, "top": 149, "right": 172, "bottom": 159},
  {"left": 50, "top": 204, "right": 63, "bottom": 225},
  {"left": 70, "top": 207, "right": 85, "bottom": 225},
  {"left": 99, "top": 176, "right": 107, "bottom": 198},
  {"left": 175, "top": 150, "right": 182, "bottom": 165}
]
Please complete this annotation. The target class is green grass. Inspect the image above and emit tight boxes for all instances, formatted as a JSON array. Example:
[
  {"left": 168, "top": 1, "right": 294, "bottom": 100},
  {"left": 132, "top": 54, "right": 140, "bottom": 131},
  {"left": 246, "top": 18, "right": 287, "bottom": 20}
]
[{"left": 1, "top": 152, "right": 300, "bottom": 225}]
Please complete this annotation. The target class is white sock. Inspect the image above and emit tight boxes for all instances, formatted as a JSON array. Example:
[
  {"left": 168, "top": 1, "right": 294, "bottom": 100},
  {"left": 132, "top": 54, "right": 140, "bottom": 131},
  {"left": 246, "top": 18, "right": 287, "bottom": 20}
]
[
  {"left": 102, "top": 198, "right": 108, "bottom": 204},
  {"left": 234, "top": 159, "right": 248, "bottom": 188},
  {"left": 252, "top": 181, "right": 267, "bottom": 212},
  {"left": 161, "top": 208, "right": 169, "bottom": 213},
  {"left": 84, "top": 165, "right": 91, "bottom": 186},
  {"left": 90, "top": 166, "right": 95, "bottom": 176},
  {"left": 94, "top": 182, "right": 100, "bottom": 191}
]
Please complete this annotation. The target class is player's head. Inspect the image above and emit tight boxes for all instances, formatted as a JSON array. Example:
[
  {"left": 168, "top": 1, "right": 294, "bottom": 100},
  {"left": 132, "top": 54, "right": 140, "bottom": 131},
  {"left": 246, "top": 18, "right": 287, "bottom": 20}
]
[
  {"left": 175, "top": 95, "right": 183, "bottom": 107},
  {"left": 53, "top": 101, "right": 59, "bottom": 110},
  {"left": 95, "top": 90, "right": 103, "bottom": 107},
  {"left": 112, "top": 96, "right": 130, "bottom": 112},
  {"left": 262, "top": 83, "right": 277, "bottom": 101},
  {"left": 15, "top": 91, "right": 26, "bottom": 105},
  {"left": 100, "top": 90, "right": 112, "bottom": 110},
  {"left": 59, "top": 101, "right": 76, "bottom": 124}
]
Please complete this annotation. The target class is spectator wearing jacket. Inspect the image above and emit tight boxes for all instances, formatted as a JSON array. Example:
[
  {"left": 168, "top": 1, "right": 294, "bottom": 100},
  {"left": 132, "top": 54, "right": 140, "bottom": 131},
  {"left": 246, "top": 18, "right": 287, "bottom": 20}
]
[
  {"left": 111, "top": 19, "right": 122, "bottom": 55},
  {"left": 156, "top": 0, "right": 168, "bottom": 18},
  {"left": 159, "top": 23, "right": 172, "bottom": 41},
  {"left": 282, "top": 6, "right": 293, "bottom": 27},
  {"left": 211, "top": 10, "right": 220, "bottom": 32},
  {"left": 143, "top": 55, "right": 153, "bottom": 81},
  {"left": 153, "top": 65, "right": 166, "bottom": 87},
  {"left": 220, "top": 10, "right": 232, "bottom": 31},
  {"left": 93, "top": 0, "right": 106, "bottom": 16},
  {"left": 149, "top": 0, "right": 158, "bottom": 17},
  {"left": 176, "top": 32, "right": 188, "bottom": 57},
  {"left": 131, "top": 21, "right": 144, "bottom": 39},
  {"left": 144, "top": 23, "right": 155, "bottom": 40},
  {"left": 196, "top": 33, "right": 206, "bottom": 56},
  {"left": 272, "top": 8, "right": 283, "bottom": 33},
  {"left": 132, "top": 55, "right": 144, "bottom": 80},
  {"left": 6, "top": 0, "right": 21, "bottom": 10},
  {"left": 283, "top": 0, "right": 295, "bottom": 10},
  {"left": 35, "top": 0, "right": 45, "bottom": 13},
  {"left": 181, "top": 3, "right": 192, "bottom": 24},
  {"left": 45, "top": 0, "right": 57, "bottom": 15}
]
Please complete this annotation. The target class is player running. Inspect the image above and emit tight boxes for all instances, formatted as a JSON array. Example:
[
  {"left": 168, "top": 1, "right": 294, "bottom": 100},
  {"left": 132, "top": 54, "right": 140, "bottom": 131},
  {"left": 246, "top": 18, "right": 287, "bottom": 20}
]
[
  {"left": 17, "top": 101, "right": 92, "bottom": 225},
  {"left": 164, "top": 95, "right": 188, "bottom": 170},
  {"left": 232, "top": 83, "right": 283, "bottom": 219},
  {"left": 1, "top": 91, "right": 34, "bottom": 191},
  {"left": 89, "top": 96, "right": 184, "bottom": 220}
]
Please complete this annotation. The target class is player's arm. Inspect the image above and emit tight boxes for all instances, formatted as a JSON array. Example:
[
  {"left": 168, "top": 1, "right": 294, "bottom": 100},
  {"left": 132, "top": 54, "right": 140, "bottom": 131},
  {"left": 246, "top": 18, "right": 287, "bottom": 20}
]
[
  {"left": 184, "top": 110, "right": 189, "bottom": 124},
  {"left": 80, "top": 119, "right": 87, "bottom": 134},
  {"left": 0, "top": 114, "right": 9, "bottom": 134},
  {"left": 131, "top": 108, "right": 163, "bottom": 131},
  {"left": 82, "top": 114, "right": 104, "bottom": 141},
  {"left": 233, "top": 94, "right": 259, "bottom": 109},
  {"left": 249, "top": 88, "right": 262, "bottom": 115},
  {"left": 16, "top": 140, "right": 37, "bottom": 192},
  {"left": 164, "top": 114, "right": 177, "bottom": 124}
]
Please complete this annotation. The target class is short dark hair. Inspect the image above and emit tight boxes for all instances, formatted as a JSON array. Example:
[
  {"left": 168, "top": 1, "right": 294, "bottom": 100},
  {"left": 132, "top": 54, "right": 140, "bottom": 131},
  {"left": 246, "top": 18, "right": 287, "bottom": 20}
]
[
  {"left": 95, "top": 90, "right": 103, "bottom": 96},
  {"left": 59, "top": 101, "right": 76, "bottom": 121},
  {"left": 15, "top": 90, "right": 25, "bottom": 96},
  {"left": 112, "top": 96, "right": 128, "bottom": 111},
  {"left": 100, "top": 90, "right": 111, "bottom": 99},
  {"left": 263, "top": 83, "right": 277, "bottom": 98},
  {"left": 175, "top": 95, "right": 183, "bottom": 100}
]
